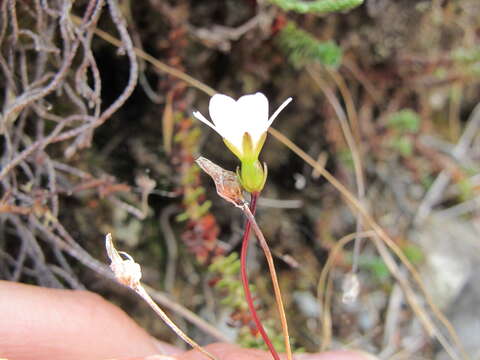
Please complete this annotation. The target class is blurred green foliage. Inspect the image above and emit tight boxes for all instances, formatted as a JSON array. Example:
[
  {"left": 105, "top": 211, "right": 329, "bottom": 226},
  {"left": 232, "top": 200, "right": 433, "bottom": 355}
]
[
  {"left": 390, "top": 137, "right": 414, "bottom": 157},
  {"left": 209, "top": 253, "right": 302, "bottom": 351},
  {"left": 268, "top": 0, "right": 363, "bottom": 14},
  {"left": 237, "top": 319, "right": 296, "bottom": 353},
  {"left": 209, "top": 253, "right": 249, "bottom": 310},
  {"left": 388, "top": 109, "right": 421, "bottom": 133},
  {"left": 451, "top": 46, "right": 480, "bottom": 76},
  {"left": 457, "top": 178, "right": 475, "bottom": 202},
  {"left": 337, "top": 148, "right": 355, "bottom": 170},
  {"left": 277, "top": 22, "right": 342, "bottom": 68},
  {"left": 453, "top": 47, "right": 480, "bottom": 64},
  {"left": 358, "top": 243, "right": 424, "bottom": 282},
  {"left": 387, "top": 109, "right": 421, "bottom": 157},
  {"left": 402, "top": 243, "right": 424, "bottom": 265},
  {"left": 360, "top": 257, "right": 390, "bottom": 281}
]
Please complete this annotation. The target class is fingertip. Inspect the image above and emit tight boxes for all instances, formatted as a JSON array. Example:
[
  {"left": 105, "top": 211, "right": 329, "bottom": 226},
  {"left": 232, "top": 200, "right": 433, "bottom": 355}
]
[{"left": 0, "top": 281, "right": 160, "bottom": 360}]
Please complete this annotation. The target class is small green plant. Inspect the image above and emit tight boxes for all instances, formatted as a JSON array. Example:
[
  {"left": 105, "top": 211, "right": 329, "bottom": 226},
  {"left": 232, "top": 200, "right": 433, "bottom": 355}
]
[
  {"left": 209, "top": 253, "right": 300, "bottom": 351},
  {"left": 451, "top": 46, "right": 480, "bottom": 77},
  {"left": 277, "top": 22, "right": 342, "bottom": 68},
  {"left": 390, "top": 137, "right": 414, "bottom": 157},
  {"left": 388, "top": 109, "right": 421, "bottom": 133},
  {"left": 452, "top": 46, "right": 480, "bottom": 65},
  {"left": 268, "top": 0, "right": 363, "bottom": 14},
  {"left": 360, "top": 256, "right": 390, "bottom": 281},
  {"left": 358, "top": 243, "right": 424, "bottom": 282},
  {"left": 402, "top": 243, "right": 424, "bottom": 265},
  {"left": 457, "top": 178, "right": 475, "bottom": 202},
  {"left": 209, "top": 253, "right": 250, "bottom": 310},
  {"left": 386, "top": 109, "right": 421, "bottom": 157},
  {"left": 173, "top": 118, "right": 213, "bottom": 223},
  {"left": 337, "top": 148, "right": 355, "bottom": 169},
  {"left": 238, "top": 319, "right": 288, "bottom": 352}
]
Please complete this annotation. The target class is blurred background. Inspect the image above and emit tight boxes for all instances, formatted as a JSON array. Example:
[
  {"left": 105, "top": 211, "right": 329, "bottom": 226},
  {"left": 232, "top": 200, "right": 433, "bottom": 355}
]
[{"left": 1, "top": 0, "right": 479, "bottom": 359}]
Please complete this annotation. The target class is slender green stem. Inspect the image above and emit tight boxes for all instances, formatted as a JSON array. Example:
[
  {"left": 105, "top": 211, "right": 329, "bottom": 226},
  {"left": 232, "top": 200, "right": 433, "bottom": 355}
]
[{"left": 240, "top": 192, "right": 280, "bottom": 360}]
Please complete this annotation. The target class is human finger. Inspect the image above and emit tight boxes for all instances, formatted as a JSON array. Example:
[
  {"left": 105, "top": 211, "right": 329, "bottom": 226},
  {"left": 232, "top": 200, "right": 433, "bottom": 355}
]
[
  {"left": 175, "top": 343, "right": 376, "bottom": 360},
  {"left": 0, "top": 281, "right": 179, "bottom": 360}
]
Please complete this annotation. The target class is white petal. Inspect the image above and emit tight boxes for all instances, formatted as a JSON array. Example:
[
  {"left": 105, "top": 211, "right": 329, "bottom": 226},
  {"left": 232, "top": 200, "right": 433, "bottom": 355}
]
[
  {"left": 209, "top": 94, "right": 243, "bottom": 151},
  {"left": 193, "top": 110, "right": 218, "bottom": 132},
  {"left": 209, "top": 94, "right": 237, "bottom": 128},
  {"left": 267, "top": 97, "right": 292, "bottom": 127},
  {"left": 236, "top": 92, "right": 269, "bottom": 146}
]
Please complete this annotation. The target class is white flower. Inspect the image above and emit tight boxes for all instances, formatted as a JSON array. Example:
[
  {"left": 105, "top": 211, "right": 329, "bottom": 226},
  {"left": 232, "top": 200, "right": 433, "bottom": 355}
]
[{"left": 193, "top": 92, "right": 292, "bottom": 159}]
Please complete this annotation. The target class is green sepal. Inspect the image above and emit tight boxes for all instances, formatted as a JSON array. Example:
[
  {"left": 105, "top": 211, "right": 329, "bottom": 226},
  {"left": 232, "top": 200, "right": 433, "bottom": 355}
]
[{"left": 238, "top": 160, "right": 268, "bottom": 193}]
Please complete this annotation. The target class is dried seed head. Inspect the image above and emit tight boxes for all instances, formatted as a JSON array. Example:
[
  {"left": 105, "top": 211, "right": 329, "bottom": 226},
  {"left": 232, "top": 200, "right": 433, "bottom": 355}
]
[
  {"left": 105, "top": 233, "right": 142, "bottom": 288},
  {"left": 196, "top": 157, "right": 245, "bottom": 207},
  {"left": 342, "top": 272, "right": 360, "bottom": 304}
]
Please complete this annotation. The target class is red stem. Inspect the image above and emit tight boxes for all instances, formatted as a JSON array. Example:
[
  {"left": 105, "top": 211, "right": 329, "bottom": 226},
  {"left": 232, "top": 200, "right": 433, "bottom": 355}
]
[{"left": 240, "top": 192, "right": 281, "bottom": 360}]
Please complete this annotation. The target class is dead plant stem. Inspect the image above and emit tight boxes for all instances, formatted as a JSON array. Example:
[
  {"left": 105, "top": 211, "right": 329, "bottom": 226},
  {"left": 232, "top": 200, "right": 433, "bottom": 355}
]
[
  {"left": 308, "top": 67, "right": 366, "bottom": 275},
  {"left": 134, "top": 285, "right": 219, "bottom": 360}
]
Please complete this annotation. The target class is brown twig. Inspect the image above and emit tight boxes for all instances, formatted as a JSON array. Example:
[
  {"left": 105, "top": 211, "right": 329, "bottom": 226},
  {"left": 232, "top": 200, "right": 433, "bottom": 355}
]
[{"left": 307, "top": 66, "right": 366, "bottom": 279}]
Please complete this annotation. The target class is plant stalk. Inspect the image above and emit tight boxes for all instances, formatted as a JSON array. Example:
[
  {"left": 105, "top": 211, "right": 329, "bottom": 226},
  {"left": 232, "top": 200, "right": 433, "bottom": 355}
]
[
  {"left": 242, "top": 204, "right": 293, "bottom": 360},
  {"left": 240, "top": 192, "right": 281, "bottom": 360}
]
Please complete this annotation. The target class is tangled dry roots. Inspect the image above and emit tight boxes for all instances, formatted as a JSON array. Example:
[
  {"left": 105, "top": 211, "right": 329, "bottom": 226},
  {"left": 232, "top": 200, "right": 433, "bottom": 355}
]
[{"left": 0, "top": 0, "right": 139, "bottom": 286}]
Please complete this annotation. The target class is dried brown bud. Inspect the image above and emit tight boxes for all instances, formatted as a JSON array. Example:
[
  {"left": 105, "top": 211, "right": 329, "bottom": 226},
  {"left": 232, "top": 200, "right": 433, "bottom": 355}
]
[
  {"left": 105, "top": 233, "right": 142, "bottom": 288},
  {"left": 196, "top": 157, "right": 245, "bottom": 207}
]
